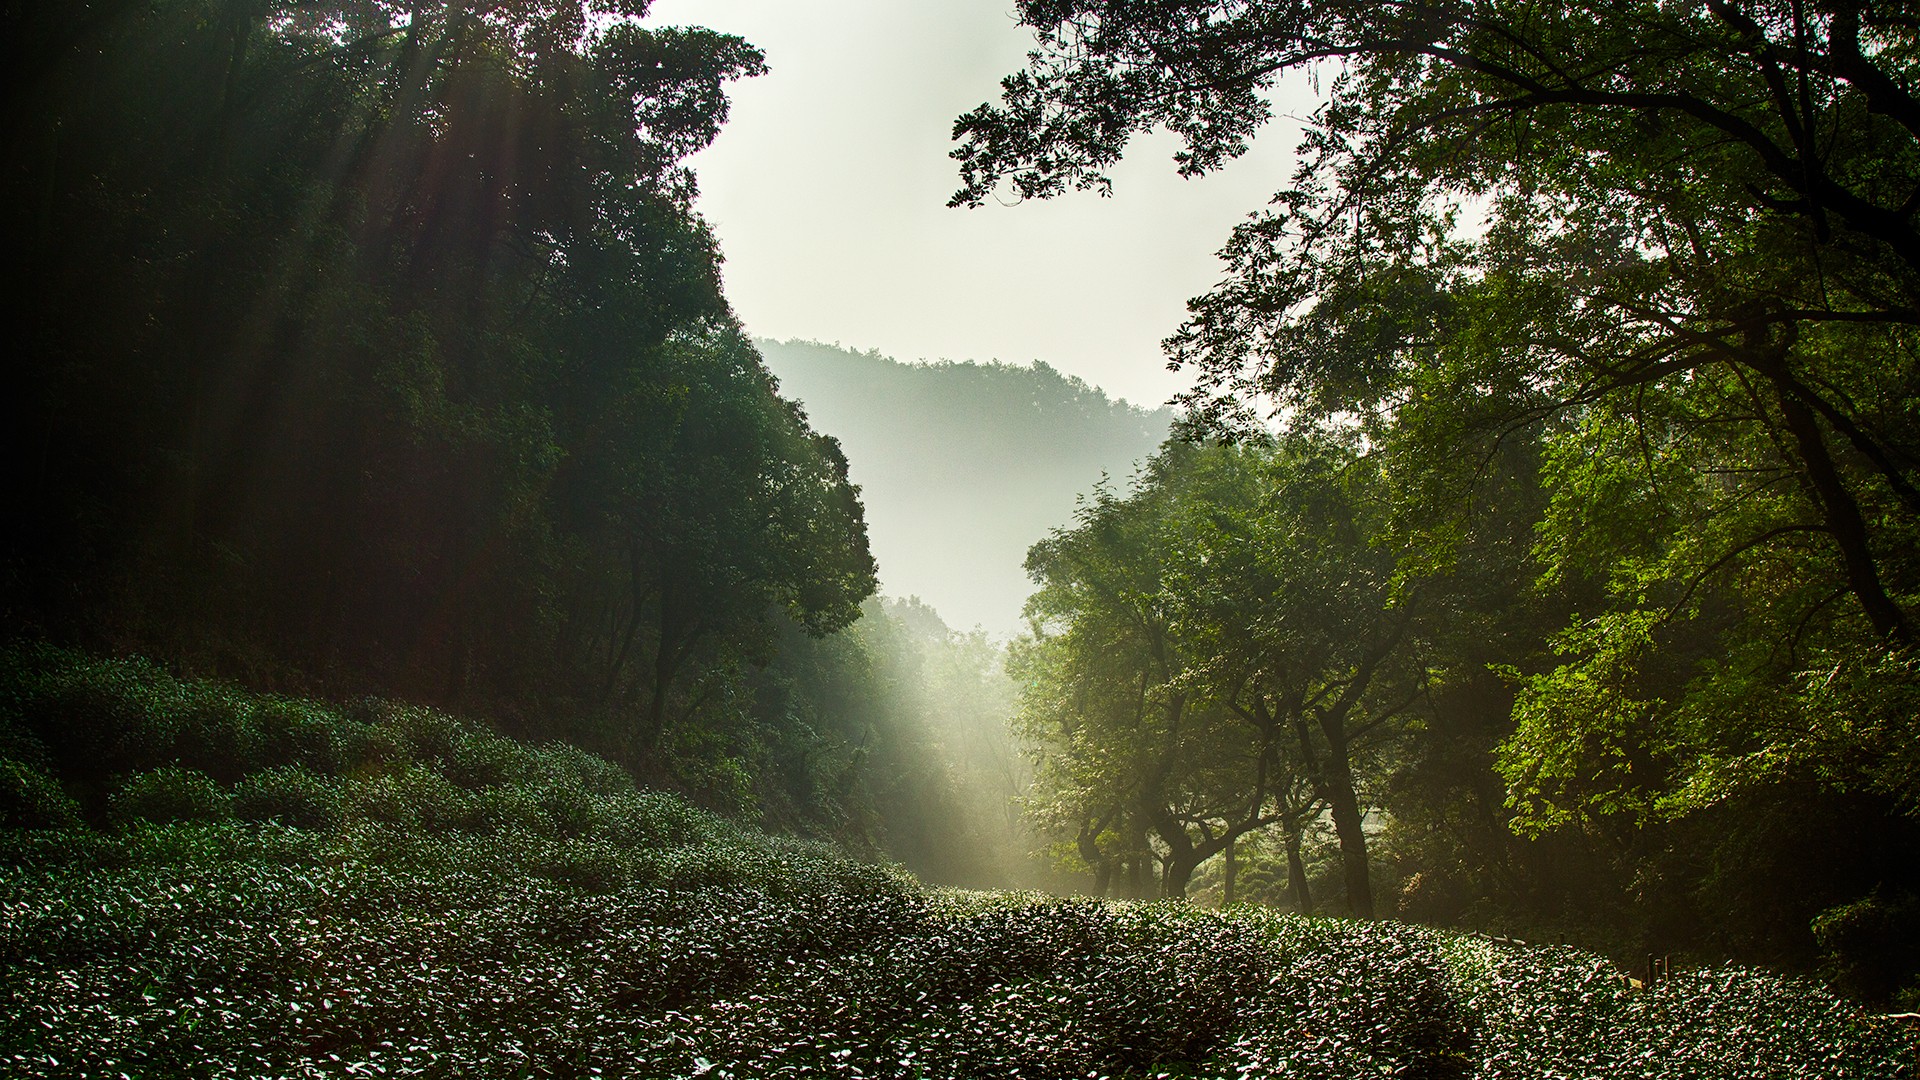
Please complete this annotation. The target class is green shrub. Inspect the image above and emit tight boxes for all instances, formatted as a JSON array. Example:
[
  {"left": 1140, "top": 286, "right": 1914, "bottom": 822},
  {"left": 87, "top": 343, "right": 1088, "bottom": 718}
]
[
  {"left": 3, "top": 818, "right": 1905, "bottom": 1079},
  {"left": 444, "top": 730, "right": 527, "bottom": 789},
  {"left": 342, "top": 721, "right": 411, "bottom": 777},
  {"left": 527, "top": 742, "right": 634, "bottom": 797},
  {"left": 345, "top": 765, "right": 469, "bottom": 834},
  {"left": 232, "top": 766, "right": 344, "bottom": 830},
  {"left": 165, "top": 681, "right": 261, "bottom": 784},
  {"left": 0, "top": 758, "right": 82, "bottom": 829},
  {"left": 1814, "top": 891, "right": 1920, "bottom": 1007},
  {"left": 473, "top": 783, "right": 564, "bottom": 835},
  {"left": 10, "top": 652, "right": 188, "bottom": 779},
  {"left": 109, "top": 766, "right": 231, "bottom": 825},
  {"left": 529, "top": 779, "right": 601, "bottom": 839},
  {"left": 0, "top": 711, "right": 53, "bottom": 773},
  {"left": 253, "top": 698, "right": 359, "bottom": 775},
  {"left": 379, "top": 704, "right": 465, "bottom": 768},
  {"left": 537, "top": 838, "right": 631, "bottom": 893},
  {"left": 601, "top": 789, "right": 726, "bottom": 849}
]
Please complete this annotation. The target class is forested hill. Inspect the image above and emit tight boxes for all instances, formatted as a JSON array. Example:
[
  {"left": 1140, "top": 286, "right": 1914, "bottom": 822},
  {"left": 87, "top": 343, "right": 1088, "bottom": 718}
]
[{"left": 759, "top": 339, "right": 1173, "bottom": 636}]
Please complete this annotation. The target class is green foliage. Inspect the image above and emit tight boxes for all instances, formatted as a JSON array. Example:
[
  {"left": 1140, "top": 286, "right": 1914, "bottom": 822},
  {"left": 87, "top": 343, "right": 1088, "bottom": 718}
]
[
  {"left": 1813, "top": 892, "right": 1920, "bottom": 1011},
  {"left": 964, "top": 0, "right": 1920, "bottom": 997},
  {"left": 1, "top": 0, "right": 874, "bottom": 765},
  {"left": 1500, "top": 612, "right": 1672, "bottom": 835},
  {"left": 1445, "top": 938, "right": 1905, "bottom": 1079},
  {"left": 0, "top": 761, "right": 81, "bottom": 831},
  {"left": 1, "top": 854, "right": 1902, "bottom": 1078},
  {"left": 1013, "top": 436, "right": 1437, "bottom": 910},
  {"left": 232, "top": 766, "right": 345, "bottom": 831},
  {"left": 108, "top": 767, "right": 232, "bottom": 826},
  {"left": 0, "top": 653, "right": 1903, "bottom": 1076}
]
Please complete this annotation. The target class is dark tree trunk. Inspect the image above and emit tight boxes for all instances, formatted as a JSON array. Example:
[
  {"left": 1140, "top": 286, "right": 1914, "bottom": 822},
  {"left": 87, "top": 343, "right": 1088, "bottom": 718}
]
[
  {"left": 1319, "top": 719, "right": 1374, "bottom": 919},
  {"left": 1772, "top": 378, "right": 1912, "bottom": 644},
  {"left": 1285, "top": 825, "right": 1311, "bottom": 913},
  {"left": 1078, "top": 821, "right": 1114, "bottom": 896},
  {"left": 1223, "top": 836, "right": 1237, "bottom": 906},
  {"left": 644, "top": 621, "right": 681, "bottom": 747},
  {"left": 1151, "top": 808, "right": 1274, "bottom": 900},
  {"left": 1162, "top": 854, "right": 1197, "bottom": 898}
]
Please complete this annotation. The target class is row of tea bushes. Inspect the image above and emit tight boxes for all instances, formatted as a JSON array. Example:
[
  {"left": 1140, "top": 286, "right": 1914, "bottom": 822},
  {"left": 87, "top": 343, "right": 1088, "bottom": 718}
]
[
  {"left": 2, "top": 648, "right": 1911, "bottom": 1077},
  {"left": 5, "top": 834, "right": 1909, "bottom": 1079}
]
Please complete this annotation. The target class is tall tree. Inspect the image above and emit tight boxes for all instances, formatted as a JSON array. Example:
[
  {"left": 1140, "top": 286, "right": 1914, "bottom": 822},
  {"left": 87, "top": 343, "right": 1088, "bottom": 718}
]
[
  {"left": 1014, "top": 438, "right": 1435, "bottom": 911},
  {"left": 956, "top": 0, "right": 1919, "bottom": 892},
  {"left": 2, "top": 1, "right": 876, "bottom": 790}
]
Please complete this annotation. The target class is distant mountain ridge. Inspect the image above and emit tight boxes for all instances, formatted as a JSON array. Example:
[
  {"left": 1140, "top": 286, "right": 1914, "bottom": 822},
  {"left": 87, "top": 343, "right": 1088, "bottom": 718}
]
[{"left": 758, "top": 339, "right": 1174, "bottom": 636}]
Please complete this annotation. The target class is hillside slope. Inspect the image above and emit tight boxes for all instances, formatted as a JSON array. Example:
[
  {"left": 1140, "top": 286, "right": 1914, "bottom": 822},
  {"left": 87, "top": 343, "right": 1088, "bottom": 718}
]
[
  {"left": 758, "top": 339, "right": 1173, "bottom": 636},
  {"left": 2, "top": 650, "right": 1911, "bottom": 1078}
]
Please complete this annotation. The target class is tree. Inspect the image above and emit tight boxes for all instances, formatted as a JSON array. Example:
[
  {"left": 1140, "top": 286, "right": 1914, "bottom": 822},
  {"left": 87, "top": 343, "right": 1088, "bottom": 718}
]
[
  {"left": 956, "top": 0, "right": 1919, "bottom": 889},
  {"left": 1013, "top": 448, "right": 1281, "bottom": 898},
  {"left": 1013, "top": 437, "right": 1437, "bottom": 911},
  {"left": 557, "top": 324, "right": 876, "bottom": 746},
  {"left": 1, "top": 1, "right": 877, "bottom": 804},
  {"left": 1167, "top": 436, "right": 1440, "bottom": 917}
]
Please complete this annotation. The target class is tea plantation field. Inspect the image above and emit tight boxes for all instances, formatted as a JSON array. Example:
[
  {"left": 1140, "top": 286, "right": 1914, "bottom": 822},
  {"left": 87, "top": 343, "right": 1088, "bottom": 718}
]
[{"left": 2, "top": 649, "right": 1912, "bottom": 1078}]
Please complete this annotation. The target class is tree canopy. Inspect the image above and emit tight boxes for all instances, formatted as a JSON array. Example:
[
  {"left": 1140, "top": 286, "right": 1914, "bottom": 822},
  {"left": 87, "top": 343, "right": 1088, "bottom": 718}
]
[
  {"left": 971, "top": 0, "right": 1920, "bottom": 996},
  {"left": 2, "top": 0, "right": 875, "bottom": 797}
]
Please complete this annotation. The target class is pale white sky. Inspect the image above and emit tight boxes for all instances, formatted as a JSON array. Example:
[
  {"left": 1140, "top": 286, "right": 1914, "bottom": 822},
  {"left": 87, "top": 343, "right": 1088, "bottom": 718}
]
[{"left": 644, "top": 0, "right": 1311, "bottom": 410}]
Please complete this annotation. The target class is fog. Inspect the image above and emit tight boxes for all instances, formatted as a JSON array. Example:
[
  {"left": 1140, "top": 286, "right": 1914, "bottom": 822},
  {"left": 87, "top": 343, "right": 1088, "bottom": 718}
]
[{"left": 760, "top": 339, "right": 1172, "bottom": 638}]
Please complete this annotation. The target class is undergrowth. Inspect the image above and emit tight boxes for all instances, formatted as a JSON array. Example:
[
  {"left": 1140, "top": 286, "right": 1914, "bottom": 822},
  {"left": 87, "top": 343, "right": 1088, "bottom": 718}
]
[{"left": 1, "top": 646, "right": 1910, "bottom": 1078}]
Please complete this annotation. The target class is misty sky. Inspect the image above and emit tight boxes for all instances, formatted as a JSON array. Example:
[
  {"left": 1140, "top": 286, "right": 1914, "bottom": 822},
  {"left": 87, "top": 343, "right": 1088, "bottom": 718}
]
[{"left": 643, "top": 0, "right": 1313, "bottom": 411}]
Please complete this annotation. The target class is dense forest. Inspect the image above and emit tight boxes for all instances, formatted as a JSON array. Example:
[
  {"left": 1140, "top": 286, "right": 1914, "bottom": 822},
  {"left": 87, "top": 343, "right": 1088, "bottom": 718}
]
[
  {"left": 3, "top": 0, "right": 1918, "bottom": 1075},
  {"left": 955, "top": 0, "right": 1920, "bottom": 1008},
  {"left": 0, "top": 0, "right": 895, "bottom": 822}
]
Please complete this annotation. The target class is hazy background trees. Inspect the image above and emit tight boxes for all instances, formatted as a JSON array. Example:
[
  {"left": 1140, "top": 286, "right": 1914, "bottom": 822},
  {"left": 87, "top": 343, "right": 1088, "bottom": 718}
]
[{"left": 758, "top": 338, "right": 1173, "bottom": 637}]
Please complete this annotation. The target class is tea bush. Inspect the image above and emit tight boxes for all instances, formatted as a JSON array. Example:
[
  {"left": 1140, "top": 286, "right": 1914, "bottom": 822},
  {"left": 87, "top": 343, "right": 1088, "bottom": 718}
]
[
  {"left": 1448, "top": 936, "right": 1907, "bottom": 1079},
  {"left": 1, "top": 649, "right": 1910, "bottom": 1078},
  {"left": 232, "top": 766, "right": 345, "bottom": 831},
  {"left": 9, "top": 852, "right": 1903, "bottom": 1079},
  {"left": 0, "top": 759, "right": 80, "bottom": 829},
  {"left": 108, "top": 766, "right": 231, "bottom": 825}
]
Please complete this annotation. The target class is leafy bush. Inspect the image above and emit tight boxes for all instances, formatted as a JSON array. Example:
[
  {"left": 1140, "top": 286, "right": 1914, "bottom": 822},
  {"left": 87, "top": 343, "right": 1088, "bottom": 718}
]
[
  {"left": 1814, "top": 891, "right": 1920, "bottom": 1009},
  {"left": 1445, "top": 936, "right": 1910, "bottom": 1079},
  {"left": 443, "top": 730, "right": 527, "bottom": 789},
  {"left": 108, "top": 766, "right": 231, "bottom": 825},
  {"left": 1, "top": 648, "right": 1908, "bottom": 1078},
  {"left": 0, "top": 759, "right": 80, "bottom": 829},
  {"left": 253, "top": 697, "right": 361, "bottom": 775},
  {"left": 346, "top": 765, "right": 472, "bottom": 834},
  {"left": 232, "top": 765, "right": 344, "bottom": 831},
  {"left": 4, "top": 822, "right": 1909, "bottom": 1079}
]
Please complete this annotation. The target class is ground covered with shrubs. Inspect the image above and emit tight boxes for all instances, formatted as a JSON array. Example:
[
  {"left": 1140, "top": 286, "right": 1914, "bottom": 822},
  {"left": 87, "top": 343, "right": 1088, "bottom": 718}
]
[{"left": 2, "top": 648, "right": 1913, "bottom": 1078}]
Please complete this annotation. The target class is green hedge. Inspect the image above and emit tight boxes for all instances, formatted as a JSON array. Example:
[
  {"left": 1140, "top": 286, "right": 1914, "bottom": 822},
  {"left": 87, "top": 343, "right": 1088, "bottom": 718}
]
[{"left": 1, "top": 646, "right": 1907, "bottom": 1077}]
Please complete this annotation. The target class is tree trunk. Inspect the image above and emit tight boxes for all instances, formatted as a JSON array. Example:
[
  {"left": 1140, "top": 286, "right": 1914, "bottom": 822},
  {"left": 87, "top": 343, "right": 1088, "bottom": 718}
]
[
  {"left": 644, "top": 626, "right": 678, "bottom": 747},
  {"left": 1285, "top": 825, "right": 1311, "bottom": 913},
  {"left": 1319, "top": 720, "right": 1374, "bottom": 918},
  {"left": 1772, "top": 379, "right": 1911, "bottom": 644},
  {"left": 1223, "top": 837, "right": 1237, "bottom": 906},
  {"left": 1078, "top": 822, "right": 1113, "bottom": 896},
  {"left": 1162, "top": 854, "right": 1198, "bottom": 898}
]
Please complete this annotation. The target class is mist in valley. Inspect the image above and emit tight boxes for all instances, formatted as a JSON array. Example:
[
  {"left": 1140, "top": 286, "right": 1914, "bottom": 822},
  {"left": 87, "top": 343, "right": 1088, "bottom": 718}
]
[
  {"left": 752, "top": 340, "right": 1171, "bottom": 888},
  {"left": 758, "top": 339, "right": 1172, "bottom": 639}
]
